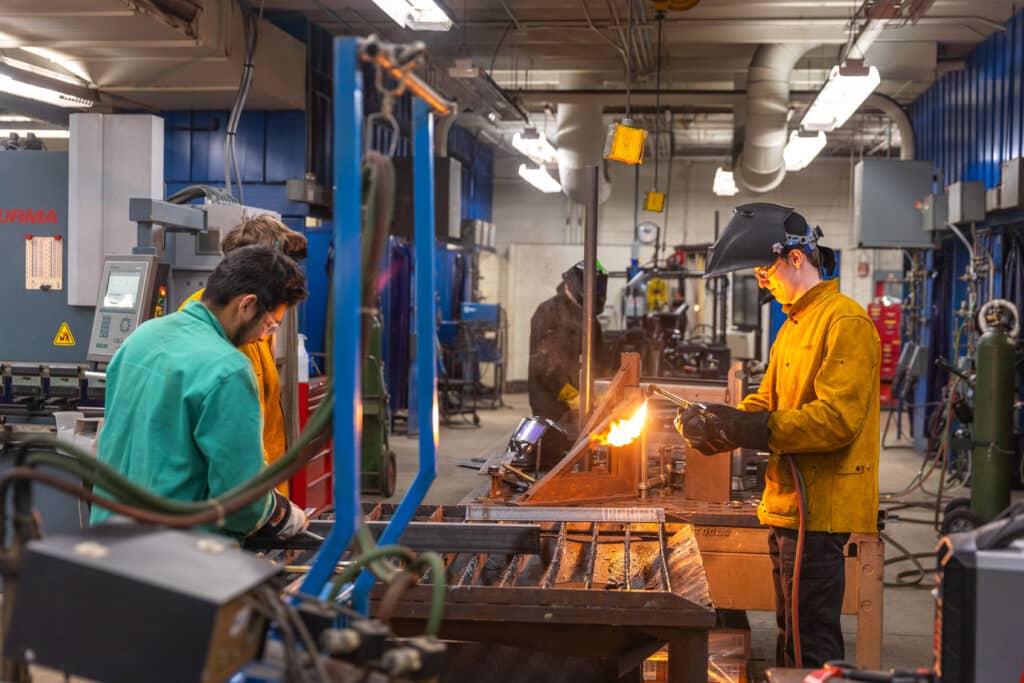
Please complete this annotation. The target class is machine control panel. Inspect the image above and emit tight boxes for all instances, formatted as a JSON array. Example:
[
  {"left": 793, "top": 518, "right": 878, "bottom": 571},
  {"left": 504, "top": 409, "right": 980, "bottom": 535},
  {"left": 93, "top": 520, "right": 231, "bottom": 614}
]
[{"left": 87, "top": 256, "right": 159, "bottom": 363}]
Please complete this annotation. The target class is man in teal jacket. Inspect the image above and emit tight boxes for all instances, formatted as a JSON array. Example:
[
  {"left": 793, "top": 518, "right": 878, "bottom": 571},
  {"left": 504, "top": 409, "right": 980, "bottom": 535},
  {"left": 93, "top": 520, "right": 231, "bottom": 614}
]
[{"left": 91, "top": 245, "right": 309, "bottom": 538}]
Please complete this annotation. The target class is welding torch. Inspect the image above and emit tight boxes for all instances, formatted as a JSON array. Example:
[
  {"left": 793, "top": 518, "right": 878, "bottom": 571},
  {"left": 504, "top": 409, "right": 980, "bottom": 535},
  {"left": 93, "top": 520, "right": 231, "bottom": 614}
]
[
  {"left": 646, "top": 384, "right": 730, "bottom": 447},
  {"left": 645, "top": 384, "right": 714, "bottom": 416}
]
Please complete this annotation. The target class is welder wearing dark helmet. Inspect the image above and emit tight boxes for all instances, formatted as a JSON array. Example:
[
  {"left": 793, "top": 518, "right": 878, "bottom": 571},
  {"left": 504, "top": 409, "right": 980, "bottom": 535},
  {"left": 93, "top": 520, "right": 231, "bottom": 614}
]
[
  {"left": 675, "top": 202, "right": 880, "bottom": 668},
  {"left": 527, "top": 260, "right": 608, "bottom": 468}
]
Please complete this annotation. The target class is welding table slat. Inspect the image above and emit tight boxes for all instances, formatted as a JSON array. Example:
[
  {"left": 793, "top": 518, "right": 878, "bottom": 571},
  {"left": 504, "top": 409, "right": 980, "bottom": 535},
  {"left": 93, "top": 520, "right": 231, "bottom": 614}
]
[
  {"left": 294, "top": 520, "right": 541, "bottom": 554},
  {"left": 467, "top": 505, "right": 665, "bottom": 523}
]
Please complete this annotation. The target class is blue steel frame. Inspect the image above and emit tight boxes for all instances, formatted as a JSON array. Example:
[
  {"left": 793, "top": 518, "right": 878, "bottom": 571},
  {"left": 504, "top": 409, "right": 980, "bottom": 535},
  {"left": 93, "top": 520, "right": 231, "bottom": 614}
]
[
  {"left": 353, "top": 96, "right": 439, "bottom": 611},
  {"left": 300, "top": 37, "right": 364, "bottom": 598},
  {"left": 300, "top": 37, "right": 439, "bottom": 608}
]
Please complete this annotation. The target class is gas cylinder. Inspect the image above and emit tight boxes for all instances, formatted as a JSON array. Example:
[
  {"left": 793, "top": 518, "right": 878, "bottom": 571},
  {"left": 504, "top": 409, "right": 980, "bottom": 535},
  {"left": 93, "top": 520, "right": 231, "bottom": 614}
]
[{"left": 971, "top": 301, "right": 1018, "bottom": 522}]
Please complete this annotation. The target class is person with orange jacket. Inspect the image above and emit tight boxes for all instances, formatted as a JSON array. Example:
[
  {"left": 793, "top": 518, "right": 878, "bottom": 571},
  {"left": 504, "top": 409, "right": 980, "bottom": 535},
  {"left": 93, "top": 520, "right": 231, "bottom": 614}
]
[{"left": 180, "top": 214, "right": 308, "bottom": 496}]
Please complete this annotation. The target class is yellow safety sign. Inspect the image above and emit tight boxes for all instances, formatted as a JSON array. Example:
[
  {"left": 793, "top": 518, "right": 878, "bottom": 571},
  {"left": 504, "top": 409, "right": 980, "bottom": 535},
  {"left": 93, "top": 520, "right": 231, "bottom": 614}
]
[{"left": 53, "top": 321, "right": 76, "bottom": 347}]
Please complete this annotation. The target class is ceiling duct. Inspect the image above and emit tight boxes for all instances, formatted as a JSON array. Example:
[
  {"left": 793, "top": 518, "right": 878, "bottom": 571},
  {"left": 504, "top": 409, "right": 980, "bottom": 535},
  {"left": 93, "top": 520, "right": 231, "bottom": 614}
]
[
  {"left": 555, "top": 75, "right": 612, "bottom": 205},
  {"left": 733, "top": 44, "right": 813, "bottom": 194}
]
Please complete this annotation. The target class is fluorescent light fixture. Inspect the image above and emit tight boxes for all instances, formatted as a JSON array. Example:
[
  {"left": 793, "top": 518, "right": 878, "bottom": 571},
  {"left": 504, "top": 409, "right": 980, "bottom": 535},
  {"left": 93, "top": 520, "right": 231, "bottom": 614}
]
[
  {"left": 0, "top": 55, "right": 84, "bottom": 87},
  {"left": 518, "top": 164, "right": 562, "bottom": 193},
  {"left": 0, "top": 115, "right": 32, "bottom": 122},
  {"left": 713, "top": 167, "right": 739, "bottom": 196},
  {"left": 512, "top": 129, "right": 558, "bottom": 165},
  {"left": 0, "top": 129, "right": 69, "bottom": 139},
  {"left": 801, "top": 61, "right": 880, "bottom": 132},
  {"left": 369, "top": 0, "right": 453, "bottom": 31},
  {"left": 784, "top": 129, "right": 827, "bottom": 171},
  {"left": 20, "top": 47, "right": 92, "bottom": 84},
  {"left": 0, "top": 74, "right": 93, "bottom": 108}
]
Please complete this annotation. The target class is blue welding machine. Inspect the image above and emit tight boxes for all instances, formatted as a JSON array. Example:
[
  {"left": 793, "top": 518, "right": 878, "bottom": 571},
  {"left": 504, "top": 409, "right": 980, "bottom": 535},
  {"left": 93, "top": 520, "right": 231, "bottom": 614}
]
[{"left": 460, "top": 302, "right": 500, "bottom": 324}]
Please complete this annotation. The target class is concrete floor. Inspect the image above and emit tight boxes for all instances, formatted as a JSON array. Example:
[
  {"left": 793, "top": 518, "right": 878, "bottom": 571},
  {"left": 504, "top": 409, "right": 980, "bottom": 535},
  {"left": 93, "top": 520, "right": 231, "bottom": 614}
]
[
  {"left": 34, "top": 396, "right": 947, "bottom": 682},
  {"left": 382, "top": 395, "right": 943, "bottom": 675}
]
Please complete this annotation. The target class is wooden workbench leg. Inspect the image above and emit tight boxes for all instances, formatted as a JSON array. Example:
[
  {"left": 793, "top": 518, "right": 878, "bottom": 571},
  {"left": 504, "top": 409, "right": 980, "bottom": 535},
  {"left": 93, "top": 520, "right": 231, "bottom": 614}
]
[
  {"left": 668, "top": 631, "right": 708, "bottom": 683},
  {"left": 854, "top": 534, "right": 884, "bottom": 669}
]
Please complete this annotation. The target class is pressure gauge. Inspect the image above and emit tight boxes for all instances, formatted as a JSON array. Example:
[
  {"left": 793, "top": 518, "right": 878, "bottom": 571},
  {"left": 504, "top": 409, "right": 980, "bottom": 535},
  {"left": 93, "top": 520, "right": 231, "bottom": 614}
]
[{"left": 637, "top": 221, "right": 660, "bottom": 245}]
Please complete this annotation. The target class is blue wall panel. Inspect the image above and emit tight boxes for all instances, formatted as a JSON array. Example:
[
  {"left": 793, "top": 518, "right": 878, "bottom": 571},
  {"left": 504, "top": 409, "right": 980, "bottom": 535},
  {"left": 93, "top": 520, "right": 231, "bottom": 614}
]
[
  {"left": 163, "top": 107, "right": 317, "bottom": 344},
  {"left": 164, "top": 111, "right": 193, "bottom": 182},
  {"left": 265, "top": 110, "right": 307, "bottom": 182},
  {"left": 447, "top": 125, "right": 494, "bottom": 222},
  {"left": 913, "top": 8, "right": 1024, "bottom": 188}
]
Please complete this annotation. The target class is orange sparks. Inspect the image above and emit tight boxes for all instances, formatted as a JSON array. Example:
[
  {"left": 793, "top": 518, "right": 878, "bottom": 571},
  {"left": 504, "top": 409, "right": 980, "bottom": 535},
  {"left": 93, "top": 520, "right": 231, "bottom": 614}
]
[{"left": 595, "top": 402, "right": 648, "bottom": 447}]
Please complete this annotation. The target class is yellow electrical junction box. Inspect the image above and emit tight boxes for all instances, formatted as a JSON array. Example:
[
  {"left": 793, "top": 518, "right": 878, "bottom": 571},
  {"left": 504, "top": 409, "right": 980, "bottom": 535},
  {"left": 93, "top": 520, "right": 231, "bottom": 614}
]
[
  {"left": 645, "top": 190, "right": 666, "bottom": 212},
  {"left": 652, "top": 0, "right": 701, "bottom": 11},
  {"left": 603, "top": 122, "right": 647, "bottom": 165}
]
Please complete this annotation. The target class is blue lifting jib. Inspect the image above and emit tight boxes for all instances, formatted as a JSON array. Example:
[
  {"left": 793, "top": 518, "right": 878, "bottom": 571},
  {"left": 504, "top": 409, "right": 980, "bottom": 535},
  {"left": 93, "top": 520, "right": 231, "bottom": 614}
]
[{"left": 299, "top": 36, "right": 442, "bottom": 610}]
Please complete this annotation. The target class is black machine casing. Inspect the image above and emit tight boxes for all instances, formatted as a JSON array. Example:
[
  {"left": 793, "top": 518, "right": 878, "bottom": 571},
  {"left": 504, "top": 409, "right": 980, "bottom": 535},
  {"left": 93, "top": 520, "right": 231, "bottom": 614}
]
[
  {"left": 935, "top": 529, "right": 1024, "bottom": 682},
  {"left": 5, "top": 524, "right": 279, "bottom": 683}
]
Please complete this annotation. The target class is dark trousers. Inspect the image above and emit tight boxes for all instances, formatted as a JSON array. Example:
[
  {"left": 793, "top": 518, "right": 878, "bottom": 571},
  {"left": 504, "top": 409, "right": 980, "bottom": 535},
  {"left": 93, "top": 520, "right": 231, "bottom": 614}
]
[{"left": 768, "top": 526, "right": 850, "bottom": 668}]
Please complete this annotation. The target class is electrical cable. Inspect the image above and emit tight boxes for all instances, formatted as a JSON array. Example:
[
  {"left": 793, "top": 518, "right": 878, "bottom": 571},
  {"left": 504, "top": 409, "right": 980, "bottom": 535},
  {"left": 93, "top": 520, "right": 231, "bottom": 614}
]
[
  {"left": 279, "top": 592, "right": 331, "bottom": 683},
  {"left": 260, "top": 585, "right": 313, "bottom": 683},
  {"left": 625, "top": 0, "right": 632, "bottom": 119},
  {"left": 786, "top": 454, "right": 806, "bottom": 667},
  {"left": 879, "top": 531, "right": 931, "bottom": 589},
  {"left": 0, "top": 399, "right": 329, "bottom": 536},
  {"left": 225, "top": 2, "right": 263, "bottom": 203}
]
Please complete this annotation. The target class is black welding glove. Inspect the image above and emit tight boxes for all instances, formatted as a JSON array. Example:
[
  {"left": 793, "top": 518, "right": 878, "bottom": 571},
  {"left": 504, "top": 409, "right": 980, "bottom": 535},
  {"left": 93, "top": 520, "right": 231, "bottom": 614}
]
[
  {"left": 703, "top": 404, "right": 772, "bottom": 452},
  {"left": 675, "top": 405, "right": 734, "bottom": 456}
]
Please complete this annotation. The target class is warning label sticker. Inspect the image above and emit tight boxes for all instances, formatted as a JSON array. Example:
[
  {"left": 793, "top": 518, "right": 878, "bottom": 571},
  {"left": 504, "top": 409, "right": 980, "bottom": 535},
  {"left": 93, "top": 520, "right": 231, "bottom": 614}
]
[{"left": 53, "top": 321, "right": 76, "bottom": 347}]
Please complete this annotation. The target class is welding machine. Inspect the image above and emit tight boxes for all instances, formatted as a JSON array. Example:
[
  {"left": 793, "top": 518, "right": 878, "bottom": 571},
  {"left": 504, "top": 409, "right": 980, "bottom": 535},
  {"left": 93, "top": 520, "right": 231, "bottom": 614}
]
[
  {"left": 933, "top": 509, "right": 1024, "bottom": 682},
  {"left": 5, "top": 524, "right": 279, "bottom": 683}
]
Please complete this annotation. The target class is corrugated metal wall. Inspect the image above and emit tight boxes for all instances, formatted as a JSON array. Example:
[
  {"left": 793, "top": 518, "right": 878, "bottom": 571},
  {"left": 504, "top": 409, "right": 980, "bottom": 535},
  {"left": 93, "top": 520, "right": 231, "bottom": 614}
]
[
  {"left": 908, "top": 8, "right": 1023, "bottom": 450},
  {"left": 448, "top": 125, "right": 494, "bottom": 222},
  {"left": 912, "top": 8, "right": 1024, "bottom": 188}
]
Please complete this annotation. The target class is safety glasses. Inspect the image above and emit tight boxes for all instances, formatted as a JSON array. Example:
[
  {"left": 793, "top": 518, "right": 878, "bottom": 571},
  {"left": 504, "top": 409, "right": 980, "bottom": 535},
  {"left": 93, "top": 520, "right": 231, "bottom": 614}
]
[{"left": 753, "top": 258, "right": 782, "bottom": 282}]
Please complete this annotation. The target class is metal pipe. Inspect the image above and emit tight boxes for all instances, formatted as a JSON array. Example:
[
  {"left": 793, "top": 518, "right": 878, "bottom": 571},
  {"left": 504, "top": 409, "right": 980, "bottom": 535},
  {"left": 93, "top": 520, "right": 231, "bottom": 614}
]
[
  {"left": 580, "top": 165, "right": 599, "bottom": 428},
  {"left": 434, "top": 15, "right": 1009, "bottom": 31},
  {"left": 845, "top": 18, "right": 885, "bottom": 61},
  {"left": 514, "top": 89, "right": 916, "bottom": 160}
]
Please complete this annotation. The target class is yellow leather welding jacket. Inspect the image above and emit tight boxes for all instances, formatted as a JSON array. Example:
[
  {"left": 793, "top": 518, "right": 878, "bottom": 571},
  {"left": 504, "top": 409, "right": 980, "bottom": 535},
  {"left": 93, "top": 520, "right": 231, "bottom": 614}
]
[
  {"left": 180, "top": 289, "right": 289, "bottom": 496},
  {"left": 739, "top": 280, "right": 880, "bottom": 533}
]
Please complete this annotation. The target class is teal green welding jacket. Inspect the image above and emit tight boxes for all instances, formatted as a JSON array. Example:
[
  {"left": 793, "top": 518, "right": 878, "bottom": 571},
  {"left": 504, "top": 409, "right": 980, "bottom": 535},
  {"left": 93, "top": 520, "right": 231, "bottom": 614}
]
[{"left": 89, "top": 301, "right": 274, "bottom": 535}]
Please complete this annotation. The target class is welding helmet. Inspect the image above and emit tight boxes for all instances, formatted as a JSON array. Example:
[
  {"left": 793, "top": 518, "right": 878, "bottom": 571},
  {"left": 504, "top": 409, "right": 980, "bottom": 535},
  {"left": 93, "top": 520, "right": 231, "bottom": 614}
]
[
  {"left": 563, "top": 260, "right": 609, "bottom": 311},
  {"left": 703, "top": 202, "right": 836, "bottom": 279}
]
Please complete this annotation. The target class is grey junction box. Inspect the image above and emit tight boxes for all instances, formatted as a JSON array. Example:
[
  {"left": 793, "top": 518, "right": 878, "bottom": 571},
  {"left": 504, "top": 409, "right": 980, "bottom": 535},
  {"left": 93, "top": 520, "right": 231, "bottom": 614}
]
[
  {"left": 853, "top": 159, "right": 935, "bottom": 248},
  {"left": 947, "top": 181, "right": 986, "bottom": 225}
]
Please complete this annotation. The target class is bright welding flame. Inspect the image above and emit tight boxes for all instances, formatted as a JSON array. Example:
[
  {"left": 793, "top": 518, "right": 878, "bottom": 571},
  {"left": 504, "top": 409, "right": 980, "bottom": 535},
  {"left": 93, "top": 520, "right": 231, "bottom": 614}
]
[{"left": 596, "top": 401, "right": 648, "bottom": 447}]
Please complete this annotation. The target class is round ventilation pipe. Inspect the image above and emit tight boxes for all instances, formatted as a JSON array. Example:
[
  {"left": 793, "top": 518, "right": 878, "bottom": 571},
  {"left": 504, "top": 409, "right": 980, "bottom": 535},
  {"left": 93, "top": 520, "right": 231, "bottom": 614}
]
[
  {"left": 555, "top": 75, "right": 613, "bottom": 205},
  {"left": 734, "top": 44, "right": 815, "bottom": 194}
]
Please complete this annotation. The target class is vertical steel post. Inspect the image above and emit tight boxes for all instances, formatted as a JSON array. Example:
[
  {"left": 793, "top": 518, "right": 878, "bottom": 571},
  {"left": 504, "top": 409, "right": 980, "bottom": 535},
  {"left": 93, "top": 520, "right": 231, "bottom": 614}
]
[
  {"left": 353, "top": 97, "right": 439, "bottom": 609},
  {"left": 300, "top": 37, "right": 363, "bottom": 601},
  {"left": 580, "top": 165, "right": 599, "bottom": 427}
]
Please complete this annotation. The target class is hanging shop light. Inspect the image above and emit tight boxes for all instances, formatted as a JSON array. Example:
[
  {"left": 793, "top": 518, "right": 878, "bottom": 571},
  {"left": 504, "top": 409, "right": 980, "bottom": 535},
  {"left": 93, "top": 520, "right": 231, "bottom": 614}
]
[
  {"left": 0, "top": 74, "right": 93, "bottom": 109},
  {"left": 518, "top": 163, "right": 562, "bottom": 193},
  {"left": 0, "top": 129, "right": 69, "bottom": 139},
  {"left": 369, "top": 0, "right": 453, "bottom": 31},
  {"left": 783, "top": 129, "right": 828, "bottom": 172},
  {"left": 713, "top": 167, "right": 739, "bottom": 197},
  {"left": 800, "top": 60, "right": 880, "bottom": 132},
  {"left": 512, "top": 128, "right": 559, "bottom": 165}
]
